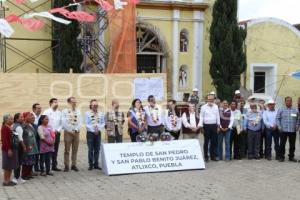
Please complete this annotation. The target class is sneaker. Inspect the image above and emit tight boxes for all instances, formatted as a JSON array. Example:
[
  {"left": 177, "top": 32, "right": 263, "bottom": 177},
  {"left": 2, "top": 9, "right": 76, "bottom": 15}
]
[
  {"left": 12, "top": 178, "right": 18, "bottom": 184},
  {"left": 17, "top": 178, "right": 26, "bottom": 184}
]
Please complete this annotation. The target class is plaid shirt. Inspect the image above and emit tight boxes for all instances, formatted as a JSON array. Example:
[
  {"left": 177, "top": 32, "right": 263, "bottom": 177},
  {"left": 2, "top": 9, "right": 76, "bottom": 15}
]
[{"left": 276, "top": 107, "right": 300, "bottom": 133}]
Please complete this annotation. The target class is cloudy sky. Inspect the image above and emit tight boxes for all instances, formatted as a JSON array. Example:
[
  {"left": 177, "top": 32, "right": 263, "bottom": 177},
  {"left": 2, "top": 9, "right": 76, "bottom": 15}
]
[{"left": 238, "top": 0, "right": 300, "bottom": 25}]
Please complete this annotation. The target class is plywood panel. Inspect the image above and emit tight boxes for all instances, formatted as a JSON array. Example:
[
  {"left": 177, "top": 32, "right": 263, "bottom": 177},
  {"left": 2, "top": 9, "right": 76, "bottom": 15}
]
[{"left": 0, "top": 73, "right": 167, "bottom": 140}]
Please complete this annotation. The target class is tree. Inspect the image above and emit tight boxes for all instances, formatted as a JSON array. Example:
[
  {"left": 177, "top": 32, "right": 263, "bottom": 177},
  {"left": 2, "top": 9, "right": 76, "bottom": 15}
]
[
  {"left": 209, "top": 0, "right": 247, "bottom": 101},
  {"left": 52, "top": 0, "right": 83, "bottom": 73}
]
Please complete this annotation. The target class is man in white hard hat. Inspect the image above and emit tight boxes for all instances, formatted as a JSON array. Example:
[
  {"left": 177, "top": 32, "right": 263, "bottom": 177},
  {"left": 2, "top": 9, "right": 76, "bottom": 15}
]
[
  {"left": 263, "top": 99, "right": 279, "bottom": 160},
  {"left": 189, "top": 88, "right": 199, "bottom": 106}
]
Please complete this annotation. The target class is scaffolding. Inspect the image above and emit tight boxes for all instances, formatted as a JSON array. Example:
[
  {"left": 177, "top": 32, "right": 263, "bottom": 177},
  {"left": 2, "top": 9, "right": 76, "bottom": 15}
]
[{"left": 0, "top": 0, "right": 109, "bottom": 73}]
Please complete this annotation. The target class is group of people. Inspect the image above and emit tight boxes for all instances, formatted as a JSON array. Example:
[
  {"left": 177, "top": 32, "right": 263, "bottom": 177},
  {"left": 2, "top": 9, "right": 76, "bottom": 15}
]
[{"left": 1, "top": 90, "right": 300, "bottom": 186}]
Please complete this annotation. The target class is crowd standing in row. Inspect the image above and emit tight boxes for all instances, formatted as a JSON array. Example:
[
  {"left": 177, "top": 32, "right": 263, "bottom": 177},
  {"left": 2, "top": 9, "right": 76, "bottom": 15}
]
[{"left": 2, "top": 90, "right": 300, "bottom": 186}]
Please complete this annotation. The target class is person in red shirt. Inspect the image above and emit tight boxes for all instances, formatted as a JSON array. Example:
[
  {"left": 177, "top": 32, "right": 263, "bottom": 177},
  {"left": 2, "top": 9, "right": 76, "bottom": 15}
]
[{"left": 1, "top": 114, "right": 18, "bottom": 186}]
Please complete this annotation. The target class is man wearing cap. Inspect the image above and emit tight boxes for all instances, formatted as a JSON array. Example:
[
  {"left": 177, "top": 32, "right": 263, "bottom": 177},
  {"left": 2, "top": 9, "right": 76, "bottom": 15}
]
[
  {"left": 233, "top": 90, "right": 244, "bottom": 104},
  {"left": 263, "top": 100, "right": 279, "bottom": 160},
  {"left": 189, "top": 88, "right": 200, "bottom": 106},
  {"left": 276, "top": 96, "right": 299, "bottom": 162},
  {"left": 199, "top": 94, "right": 220, "bottom": 161}
]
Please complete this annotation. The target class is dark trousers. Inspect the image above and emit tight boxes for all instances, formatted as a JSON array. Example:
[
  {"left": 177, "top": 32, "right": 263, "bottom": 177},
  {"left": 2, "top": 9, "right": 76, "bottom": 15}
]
[
  {"left": 147, "top": 125, "right": 163, "bottom": 136},
  {"left": 52, "top": 132, "right": 60, "bottom": 169},
  {"left": 247, "top": 130, "right": 261, "bottom": 158},
  {"left": 129, "top": 130, "right": 139, "bottom": 142},
  {"left": 166, "top": 130, "right": 180, "bottom": 140},
  {"left": 40, "top": 152, "right": 52, "bottom": 173},
  {"left": 87, "top": 131, "right": 101, "bottom": 168},
  {"left": 279, "top": 132, "right": 296, "bottom": 160},
  {"left": 14, "top": 146, "right": 24, "bottom": 179},
  {"left": 265, "top": 129, "right": 280, "bottom": 159},
  {"left": 259, "top": 128, "right": 267, "bottom": 157},
  {"left": 230, "top": 127, "right": 246, "bottom": 159},
  {"left": 34, "top": 137, "right": 40, "bottom": 171},
  {"left": 203, "top": 124, "right": 218, "bottom": 160}
]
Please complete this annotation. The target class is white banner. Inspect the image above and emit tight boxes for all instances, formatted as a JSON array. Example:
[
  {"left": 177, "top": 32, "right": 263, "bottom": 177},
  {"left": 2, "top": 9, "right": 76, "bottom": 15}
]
[{"left": 101, "top": 139, "right": 205, "bottom": 175}]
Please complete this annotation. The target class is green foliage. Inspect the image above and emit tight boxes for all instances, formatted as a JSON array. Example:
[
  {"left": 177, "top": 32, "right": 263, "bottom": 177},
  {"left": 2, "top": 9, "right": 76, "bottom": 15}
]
[
  {"left": 52, "top": 0, "right": 83, "bottom": 73},
  {"left": 209, "top": 0, "right": 247, "bottom": 101}
]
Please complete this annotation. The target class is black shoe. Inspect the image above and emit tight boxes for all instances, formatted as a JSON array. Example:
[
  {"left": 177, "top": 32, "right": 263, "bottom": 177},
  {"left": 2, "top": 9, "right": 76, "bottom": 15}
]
[
  {"left": 289, "top": 158, "right": 297, "bottom": 162},
  {"left": 266, "top": 157, "right": 272, "bottom": 161},
  {"left": 279, "top": 158, "right": 284, "bottom": 162},
  {"left": 88, "top": 166, "right": 93, "bottom": 170},
  {"left": 248, "top": 156, "right": 253, "bottom": 160},
  {"left": 64, "top": 167, "right": 69, "bottom": 172},
  {"left": 94, "top": 166, "right": 102, "bottom": 170},
  {"left": 71, "top": 166, "right": 79, "bottom": 172},
  {"left": 211, "top": 158, "right": 219, "bottom": 161},
  {"left": 3, "top": 182, "right": 16, "bottom": 186},
  {"left": 204, "top": 158, "right": 209, "bottom": 162},
  {"left": 254, "top": 157, "right": 260, "bottom": 160},
  {"left": 46, "top": 172, "right": 54, "bottom": 176},
  {"left": 52, "top": 167, "right": 62, "bottom": 172}
]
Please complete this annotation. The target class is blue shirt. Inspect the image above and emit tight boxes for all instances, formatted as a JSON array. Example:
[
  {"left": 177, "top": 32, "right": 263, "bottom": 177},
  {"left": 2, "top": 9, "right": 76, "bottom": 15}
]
[
  {"left": 276, "top": 107, "right": 299, "bottom": 133},
  {"left": 244, "top": 111, "right": 263, "bottom": 131},
  {"left": 263, "top": 109, "right": 278, "bottom": 129},
  {"left": 85, "top": 111, "right": 105, "bottom": 133}
]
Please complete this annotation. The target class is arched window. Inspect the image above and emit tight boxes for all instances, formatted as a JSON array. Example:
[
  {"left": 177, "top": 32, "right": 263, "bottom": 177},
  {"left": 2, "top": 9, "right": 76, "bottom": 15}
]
[{"left": 180, "top": 29, "right": 189, "bottom": 52}]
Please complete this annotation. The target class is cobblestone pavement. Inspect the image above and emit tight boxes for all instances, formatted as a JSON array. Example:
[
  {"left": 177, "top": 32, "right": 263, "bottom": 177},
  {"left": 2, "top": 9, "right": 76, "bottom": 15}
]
[{"left": 1, "top": 137, "right": 300, "bottom": 200}]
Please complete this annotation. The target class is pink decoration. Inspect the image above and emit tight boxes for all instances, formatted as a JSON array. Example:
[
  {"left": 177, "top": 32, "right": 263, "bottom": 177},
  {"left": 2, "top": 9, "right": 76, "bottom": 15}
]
[
  {"left": 5, "top": 14, "right": 44, "bottom": 31},
  {"left": 49, "top": 7, "right": 70, "bottom": 15},
  {"left": 95, "top": 0, "right": 113, "bottom": 11},
  {"left": 65, "top": 11, "right": 96, "bottom": 22},
  {"left": 5, "top": 14, "right": 20, "bottom": 23},
  {"left": 16, "top": 0, "right": 26, "bottom": 4},
  {"left": 128, "top": 0, "right": 139, "bottom": 5}
]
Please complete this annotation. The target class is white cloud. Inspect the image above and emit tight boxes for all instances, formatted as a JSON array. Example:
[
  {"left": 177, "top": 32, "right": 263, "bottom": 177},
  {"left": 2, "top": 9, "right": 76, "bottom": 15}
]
[{"left": 239, "top": 0, "right": 300, "bottom": 24}]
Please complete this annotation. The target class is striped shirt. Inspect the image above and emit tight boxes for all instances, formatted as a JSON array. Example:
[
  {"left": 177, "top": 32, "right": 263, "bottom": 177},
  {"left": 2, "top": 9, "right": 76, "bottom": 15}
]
[{"left": 276, "top": 107, "right": 299, "bottom": 133}]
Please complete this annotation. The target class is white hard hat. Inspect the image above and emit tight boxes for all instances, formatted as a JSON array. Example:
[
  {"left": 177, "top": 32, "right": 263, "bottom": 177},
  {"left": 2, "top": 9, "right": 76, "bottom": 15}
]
[
  {"left": 235, "top": 90, "right": 241, "bottom": 95},
  {"left": 266, "top": 99, "right": 275, "bottom": 104},
  {"left": 209, "top": 91, "right": 216, "bottom": 95},
  {"left": 192, "top": 88, "right": 199, "bottom": 92}
]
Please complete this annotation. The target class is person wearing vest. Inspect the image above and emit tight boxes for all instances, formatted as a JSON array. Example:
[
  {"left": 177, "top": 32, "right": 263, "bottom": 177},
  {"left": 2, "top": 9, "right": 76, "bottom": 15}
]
[
  {"left": 105, "top": 99, "right": 125, "bottom": 143},
  {"left": 85, "top": 99, "right": 105, "bottom": 171},
  {"left": 164, "top": 99, "right": 182, "bottom": 140},
  {"left": 199, "top": 94, "right": 220, "bottom": 162},
  {"left": 62, "top": 97, "right": 82, "bottom": 172},
  {"left": 182, "top": 103, "right": 200, "bottom": 139},
  {"left": 12, "top": 113, "right": 27, "bottom": 185},
  {"left": 21, "top": 112, "right": 39, "bottom": 180},
  {"left": 144, "top": 95, "right": 163, "bottom": 136},
  {"left": 218, "top": 101, "right": 234, "bottom": 161}
]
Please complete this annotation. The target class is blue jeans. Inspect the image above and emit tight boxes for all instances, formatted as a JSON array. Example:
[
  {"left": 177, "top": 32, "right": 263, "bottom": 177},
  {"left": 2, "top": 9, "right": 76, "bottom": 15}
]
[
  {"left": 218, "top": 129, "right": 231, "bottom": 160},
  {"left": 86, "top": 131, "right": 101, "bottom": 168},
  {"left": 265, "top": 128, "right": 280, "bottom": 158}
]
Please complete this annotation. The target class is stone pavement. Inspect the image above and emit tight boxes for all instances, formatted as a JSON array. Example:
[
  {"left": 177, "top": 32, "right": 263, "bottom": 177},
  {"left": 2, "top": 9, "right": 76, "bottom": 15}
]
[{"left": 1, "top": 137, "right": 300, "bottom": 200}]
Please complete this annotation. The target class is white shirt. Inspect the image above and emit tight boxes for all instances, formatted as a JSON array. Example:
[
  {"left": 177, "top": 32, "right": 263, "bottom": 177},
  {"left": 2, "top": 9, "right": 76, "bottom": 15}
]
[
  {"left": 199, "top": 104, "right": 220, "bottom": 127},
  {"left": 14, "top": 126, "right": 24, "bottom": 141},
  {"left": 231, "top": 109, "right": 242, "bottom": 128},
  {"left": 144, "top": 105, "right": 163, "bottom": 126},
  {"left": 62, "top": 108, "right": 82, "bottom": 133},
  {"left": 32, "top": 112, "right": 41, "bottom": 126},
  {"left": 43, "top": 108, "right": 62, "bottom": 132},
  {"left": 263, "top": 109, "right": 278, "bottom": 129},
  {"left": 164, "top": 110, "right": 182, "bottom": 132},
  {"left": 182, "top": 112, "right": 200, "bottom": 128}
]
